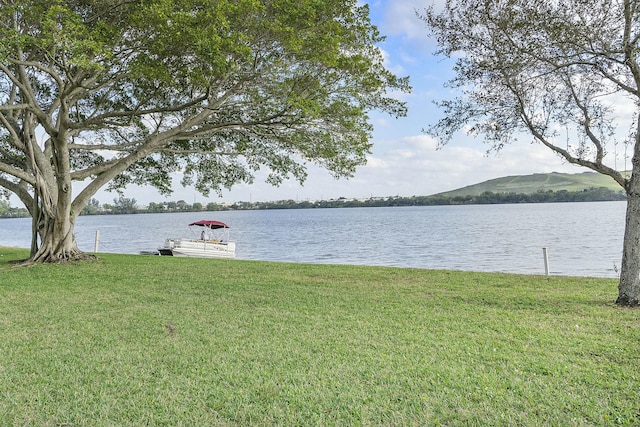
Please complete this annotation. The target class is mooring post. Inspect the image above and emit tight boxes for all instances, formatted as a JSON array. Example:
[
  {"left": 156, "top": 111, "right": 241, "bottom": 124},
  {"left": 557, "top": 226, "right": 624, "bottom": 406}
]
[
  {"left": 94, "top": 230, "right": 100, "bottom": 253},
  {"left": 542, "top": 247, "right": 549, "bottom": 276}
]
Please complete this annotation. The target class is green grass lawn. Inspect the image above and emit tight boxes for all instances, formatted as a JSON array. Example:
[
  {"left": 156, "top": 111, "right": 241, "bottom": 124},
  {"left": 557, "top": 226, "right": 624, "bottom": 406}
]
[{"left": 0, "top": 247, "right": 638, "bottom": 426}]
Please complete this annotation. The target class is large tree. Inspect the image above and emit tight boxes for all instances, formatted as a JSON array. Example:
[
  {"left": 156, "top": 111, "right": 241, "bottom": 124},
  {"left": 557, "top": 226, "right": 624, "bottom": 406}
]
[
  {"left": 0, "top": 0, "right": 408, "bottom": 263},
  {"left": 421, "top": 0, "right": 640, "bottom": 306}
]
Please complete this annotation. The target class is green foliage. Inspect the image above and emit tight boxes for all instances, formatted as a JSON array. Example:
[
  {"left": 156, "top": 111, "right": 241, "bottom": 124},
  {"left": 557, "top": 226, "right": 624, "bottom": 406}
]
[
  {"left": 206, "top": 202, "right": 221, "bottom": 211},
  {"left": 0, "top": 200, "right": 28, "bottom": 218},
  {"left": 111, "top": 196, "right": 137, "bottom": 214},
  {"left": 0, "top": 249, "right": 638, "bottom": 425},
  {"left": 80, "top": 198, "right": 101, "bottom": 215},
  {"left": 146, "top": 202, "right": 165, "bottom": 213},
  {"left": 0, "top": 0, "right": 409, "bottom": 231}
]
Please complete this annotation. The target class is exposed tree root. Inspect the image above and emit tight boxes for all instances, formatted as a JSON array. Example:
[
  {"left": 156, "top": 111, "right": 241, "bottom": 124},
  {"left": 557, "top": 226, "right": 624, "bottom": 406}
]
[
  {"left": 15, "top": 250, "right": 97, "bottom": 267},
  {"left": 615, "top": 295, "right": 640, "bottom": 308}
]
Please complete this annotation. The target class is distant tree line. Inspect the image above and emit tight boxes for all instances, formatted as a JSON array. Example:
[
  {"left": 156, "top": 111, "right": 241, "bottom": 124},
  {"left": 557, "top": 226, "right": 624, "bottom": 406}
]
[
  {"left": 78, "top": 196, "right": 232, "bottom": 215},
  {"left": 71, "top": 186, "right": 628, "bottom": 216},
  {"left": 245, "top": 187, "right": 625, "bottom": 209},
  {"left": 0, "top": 200, "right": 28, "bottom": 218},
  {"left": 418, "top": 187, "right": 626, "bottom": 206},
  {"left": 0, "top": 187, "right": 626, "bottom": 218}
]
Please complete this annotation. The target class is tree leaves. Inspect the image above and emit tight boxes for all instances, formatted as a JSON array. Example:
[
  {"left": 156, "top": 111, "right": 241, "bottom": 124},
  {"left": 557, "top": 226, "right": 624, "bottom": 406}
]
[
  {"left": 421, "top": 0, "right": 632, "bottom": 186},
  {"left": 0, "top": 0, "right": 409, "bottom": 214}
]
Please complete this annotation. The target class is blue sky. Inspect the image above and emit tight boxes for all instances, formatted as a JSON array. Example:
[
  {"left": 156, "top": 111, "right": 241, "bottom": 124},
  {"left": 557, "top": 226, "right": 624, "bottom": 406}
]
[{"left": 98, "top": 0, "right": 586, "bottom": 205}]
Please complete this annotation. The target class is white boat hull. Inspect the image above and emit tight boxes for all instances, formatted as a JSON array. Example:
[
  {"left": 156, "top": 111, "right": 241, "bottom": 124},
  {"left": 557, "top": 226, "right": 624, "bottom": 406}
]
[{"left": 159, "top": 238, "right": 236, "bottom": 259}]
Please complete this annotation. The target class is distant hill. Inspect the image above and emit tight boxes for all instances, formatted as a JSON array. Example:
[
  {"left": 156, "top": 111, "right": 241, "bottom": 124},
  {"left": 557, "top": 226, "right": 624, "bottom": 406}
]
[{"left": 433, "top": 172, "right": 625, "bottom": 198}]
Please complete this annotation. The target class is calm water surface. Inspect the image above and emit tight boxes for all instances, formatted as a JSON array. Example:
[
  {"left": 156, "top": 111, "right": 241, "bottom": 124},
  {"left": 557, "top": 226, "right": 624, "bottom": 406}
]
[{"left": 0, "top": 201, "right": 626, "bottom": 278}]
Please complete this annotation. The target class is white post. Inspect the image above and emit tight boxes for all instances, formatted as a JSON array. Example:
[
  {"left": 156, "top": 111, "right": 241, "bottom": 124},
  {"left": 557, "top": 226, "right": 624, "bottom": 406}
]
[
  {"left": 542, "top": 247, "right": 549, "bottom": 276},
  {"left": 94, "top": 230, "right": 100, "bottom": 253}
]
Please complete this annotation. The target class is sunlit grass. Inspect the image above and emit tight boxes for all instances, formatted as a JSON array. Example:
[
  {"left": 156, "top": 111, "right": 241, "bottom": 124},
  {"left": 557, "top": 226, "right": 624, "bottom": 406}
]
[{"left": 0, "top": 248, "right": 638, "bottom": 426}]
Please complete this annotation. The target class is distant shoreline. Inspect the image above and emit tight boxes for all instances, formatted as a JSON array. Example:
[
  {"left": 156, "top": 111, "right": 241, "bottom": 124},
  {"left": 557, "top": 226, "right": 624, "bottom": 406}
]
[
  {"left": 1, "top": 187, "right": 626, "bottom": 219},
  {"left": 2, "top": 170, "right": 627, "bottom": 218}
]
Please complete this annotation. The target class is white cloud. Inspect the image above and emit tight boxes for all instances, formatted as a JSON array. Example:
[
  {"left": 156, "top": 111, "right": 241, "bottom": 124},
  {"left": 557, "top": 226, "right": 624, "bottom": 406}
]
[
  {"left": 378, "top": 0, "right": 428, "bottom": 40},
  {"left": 351, "top": 134, "right": 579, "bottom": 197},
  {"left": 379, "top": 47, "right": 406, "bottom": 76}
]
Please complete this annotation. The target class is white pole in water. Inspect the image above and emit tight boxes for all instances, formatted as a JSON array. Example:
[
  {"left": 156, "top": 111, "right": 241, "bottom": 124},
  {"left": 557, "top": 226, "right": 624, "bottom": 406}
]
[
  {"left": 94, "top": 230, "right": 100, "bottom": 253},
  {"left": 543, "top": 247, "right": 550, "bottom": 276}
]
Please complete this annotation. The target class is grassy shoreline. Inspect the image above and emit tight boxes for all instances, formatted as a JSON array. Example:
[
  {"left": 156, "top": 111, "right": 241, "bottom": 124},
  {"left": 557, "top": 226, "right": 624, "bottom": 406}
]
[{"left": 0, "top": 247, "right": 638, "bottom": 426}]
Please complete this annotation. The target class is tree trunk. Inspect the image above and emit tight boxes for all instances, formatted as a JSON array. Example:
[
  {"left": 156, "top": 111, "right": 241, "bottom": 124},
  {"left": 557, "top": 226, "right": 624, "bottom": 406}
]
[
  {"left": 30, "top": 213, "right": 81, "bottom": 263},
  {"left": 618, "top": 171, "right": 640, "bottom": 306},
  {"left": 27, "top": 183, "right": 89, "bottom": 264}
]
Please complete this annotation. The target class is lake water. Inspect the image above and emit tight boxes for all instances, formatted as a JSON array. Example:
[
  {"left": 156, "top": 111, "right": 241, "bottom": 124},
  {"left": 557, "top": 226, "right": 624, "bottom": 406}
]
[{"left": 0, "top": 201, "right": 627, "bottom": 278}]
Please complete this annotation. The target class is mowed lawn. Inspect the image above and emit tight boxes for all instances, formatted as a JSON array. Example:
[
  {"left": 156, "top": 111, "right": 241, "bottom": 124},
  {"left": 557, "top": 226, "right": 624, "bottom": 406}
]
[{"left": 0, "top": 247, "right": 638, "bottom": 426}]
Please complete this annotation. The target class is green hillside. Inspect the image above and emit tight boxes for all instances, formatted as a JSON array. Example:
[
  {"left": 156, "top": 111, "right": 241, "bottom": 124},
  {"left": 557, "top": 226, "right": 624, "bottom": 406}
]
[{"left": 434, "top": 172, "right": 625, "bottom": 197}]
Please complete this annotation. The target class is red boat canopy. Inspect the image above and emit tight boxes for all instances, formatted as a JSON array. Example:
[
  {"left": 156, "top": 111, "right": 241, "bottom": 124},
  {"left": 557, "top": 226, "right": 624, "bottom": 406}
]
[{"left": 188, "top": 220, "right": 229, "bottom": 229}]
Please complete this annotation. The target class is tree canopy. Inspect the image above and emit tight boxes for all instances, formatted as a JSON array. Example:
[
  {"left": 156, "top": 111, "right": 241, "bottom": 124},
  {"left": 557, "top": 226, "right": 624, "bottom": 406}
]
[
  {"left": 421, "top": 0, "right": 640, "bottom": 305},
  {"left": 0, "top": 0, "right": 409, "bottom": 262}
]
